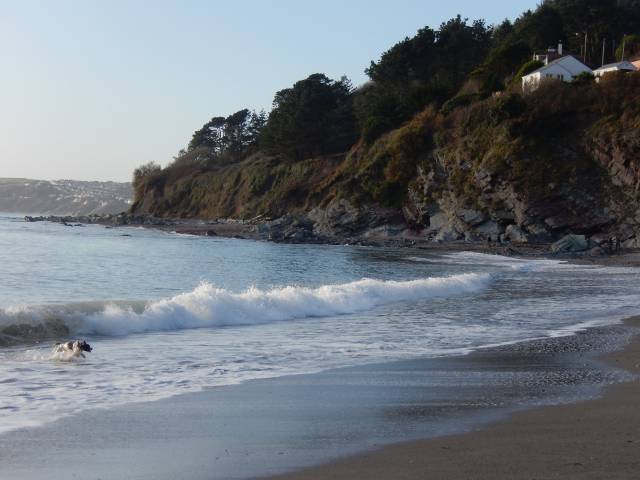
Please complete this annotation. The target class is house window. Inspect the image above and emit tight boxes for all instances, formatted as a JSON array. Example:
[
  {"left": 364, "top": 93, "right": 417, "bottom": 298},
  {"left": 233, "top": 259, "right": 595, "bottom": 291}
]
[{"left": 556, "top": 74, "right": 564, "bottom": 80}]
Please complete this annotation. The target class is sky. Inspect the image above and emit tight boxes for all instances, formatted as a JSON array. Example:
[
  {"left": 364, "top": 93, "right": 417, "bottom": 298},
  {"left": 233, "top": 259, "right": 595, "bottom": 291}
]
[{"left": 0, "top": 0, "right": 539, "bottom": 182}]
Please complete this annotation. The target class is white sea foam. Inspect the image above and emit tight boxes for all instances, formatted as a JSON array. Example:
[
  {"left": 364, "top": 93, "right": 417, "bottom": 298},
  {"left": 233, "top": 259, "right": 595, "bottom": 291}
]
[
  {"left": 407, "top": 252, "right": 573, "bottom": 273},
  {"left": 0, "top": 274, "right": 491, "bottom": 339},
  {"left": 80, "top": 274, "right": 491, "bottom": 336}
]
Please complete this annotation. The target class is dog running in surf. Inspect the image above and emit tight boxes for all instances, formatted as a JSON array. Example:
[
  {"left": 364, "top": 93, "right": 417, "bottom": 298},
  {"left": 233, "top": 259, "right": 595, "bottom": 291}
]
[{"left": 53, "top": 340, "right": 93, "bottom": 359}]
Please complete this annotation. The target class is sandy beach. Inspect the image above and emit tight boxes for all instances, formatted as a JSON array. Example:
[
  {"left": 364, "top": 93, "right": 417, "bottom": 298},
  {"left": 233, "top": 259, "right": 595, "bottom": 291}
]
[
  {"left": 0, "top": 316, "right": 636, "bottom": 479},
  {"left": 271, "top": 317, "right": 640, "bottom": 480}
]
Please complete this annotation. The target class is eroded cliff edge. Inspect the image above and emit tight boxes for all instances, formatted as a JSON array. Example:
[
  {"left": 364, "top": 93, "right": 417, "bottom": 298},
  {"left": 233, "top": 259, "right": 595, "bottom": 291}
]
[{"left": 131, "top": 75, "right": 640, "bottom": 251}]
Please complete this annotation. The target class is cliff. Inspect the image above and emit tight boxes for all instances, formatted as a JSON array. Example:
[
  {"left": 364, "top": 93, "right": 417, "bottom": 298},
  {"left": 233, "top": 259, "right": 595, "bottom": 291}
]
[
  {"left": 131, "top": 73, "right": 640, "bottom": 249},
  {"left": 130, "top": 1, "right": 640, "bottom": 250},
  {"left": 401, "top": 75, "right": 640, "bottom": 246}
]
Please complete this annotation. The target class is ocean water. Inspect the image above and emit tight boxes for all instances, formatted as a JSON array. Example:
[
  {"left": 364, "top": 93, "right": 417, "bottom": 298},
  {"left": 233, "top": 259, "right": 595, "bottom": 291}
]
[{"left": 1, "top": 213, "right": 640, "bottom": 434}]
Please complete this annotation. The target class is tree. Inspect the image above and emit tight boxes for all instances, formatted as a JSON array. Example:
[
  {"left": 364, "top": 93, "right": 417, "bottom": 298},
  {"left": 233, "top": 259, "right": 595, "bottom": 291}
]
[
  {"left": 223, "top": 109, "right": 251, "bottom": 155},
  {"left": 545, "top": 0, "right": 639, "bottom": 64},
  {"left": 616, "top": 34, "right": 640, "bottom": 60},
  {"left": 512, "top": 5, "right": 564, "bottom": 52},
  {"left": 247, "top": 110, "right": 267, "bottom": 146},
  {"left": 188, "top": 116, "right": 226, "bottom": 152},
  {"left": 186, "top": 108, "right": 266, "bottom": 162},
  {"left": 132, "top": 162, "right": 161, "bottom": 186},
  {"left": 356, "top": 16, "right": 492, "bottom": 142},
  {"left": 261, "top": 74, "right": 357, "bottom": 159}
]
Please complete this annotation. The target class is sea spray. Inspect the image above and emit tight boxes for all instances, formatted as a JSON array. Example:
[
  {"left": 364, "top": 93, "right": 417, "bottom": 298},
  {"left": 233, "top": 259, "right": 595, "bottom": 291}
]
[
  {"left": 0, "top": 274, "right": 491, "bottom": 340},
  {"left": 80, "top": 273, "right": 491, "bottom": 335}
]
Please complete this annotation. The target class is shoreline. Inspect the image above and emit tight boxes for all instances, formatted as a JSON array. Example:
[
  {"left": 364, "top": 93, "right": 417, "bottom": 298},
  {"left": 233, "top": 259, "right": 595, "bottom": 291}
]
[
  {"left": 269, "top": 316, "right": 640, "bottom": 480},
  {"left": 4, "top": 213, "right": 640, "bottom": 478},
  {"left": 20, "top": 212, "right": 640, "bottom": 265},
  {"left": 0, "top": 318, "right": 637, "bottom": 479}
]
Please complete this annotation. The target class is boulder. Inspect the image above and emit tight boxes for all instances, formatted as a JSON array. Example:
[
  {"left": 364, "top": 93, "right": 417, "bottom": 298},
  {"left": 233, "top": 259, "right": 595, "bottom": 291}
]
[
  {"left": 434, "top": 226, "right": 464, "bottom": 243},
  {"left": 456, "top": 208, "right": 486, "bottom": 226},
  {"left": 258, "top": 214, "right": 314, "bottom": 242},
  {"left": 475, "top": 220, "right": 502, "bottom": 236},
  {"left": 622, "top": 236, "right": 640, "bottom": 249},
  {"left": 426, "top": 212, "right": 449, "bottom": 232},
  {"left": 551, "top": 234, "right": 589, "bottom": 253},
  {"left": 589, "top": 233, "right": 610, "bottom": 247},
  {"left": 362, "top": 224, "right": 404, "bottom": 238},
  {"left": 464, "top": 231, "right": 483, "bottom": 242},
  {"left": 493, "top": 209, "right": 516, "bottom": 222},
  {"left": 504, "top": 224, "right": 529, "bottom": 243},
  {"left": 308, "top": 199, "right": 361, "bottom": 238}
]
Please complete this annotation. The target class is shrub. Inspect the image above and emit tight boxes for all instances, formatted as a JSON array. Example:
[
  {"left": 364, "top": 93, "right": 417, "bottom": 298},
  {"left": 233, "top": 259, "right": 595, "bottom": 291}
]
[
  {"left": 362, "top": 116, "right": 393, "bottom": 144},
  {"left": 572, "top": 71, "right": 595, "bottom": 85},
  {"left": 512, "top": 59, "right": 544, "bottom": 87},
  {"left": 440, "top": 93, "right": 482, "bottom": 115},
  {"left": 488, "top": 93, "right": 526, "bottom": 126},
  {"left": 132, "top": 162, "right": 161, "bottom": 186}
]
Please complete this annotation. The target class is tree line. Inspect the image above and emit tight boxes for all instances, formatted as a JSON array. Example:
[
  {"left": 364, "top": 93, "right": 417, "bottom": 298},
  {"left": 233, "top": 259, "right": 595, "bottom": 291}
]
[{"left": 134, "top": 0, "right": 640, "bottom": 189}]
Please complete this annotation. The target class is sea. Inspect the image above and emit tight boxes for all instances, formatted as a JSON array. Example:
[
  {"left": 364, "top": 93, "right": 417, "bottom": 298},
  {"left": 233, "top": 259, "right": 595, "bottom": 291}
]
[{"left": 2, "top": 212, "right": 640, "bottom": 435}]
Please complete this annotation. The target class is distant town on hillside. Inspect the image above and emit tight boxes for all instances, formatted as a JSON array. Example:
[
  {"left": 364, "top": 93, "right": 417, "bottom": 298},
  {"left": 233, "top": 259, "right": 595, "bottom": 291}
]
[{"left": 0, "top": 178, "right": 132, "bottom": 216}]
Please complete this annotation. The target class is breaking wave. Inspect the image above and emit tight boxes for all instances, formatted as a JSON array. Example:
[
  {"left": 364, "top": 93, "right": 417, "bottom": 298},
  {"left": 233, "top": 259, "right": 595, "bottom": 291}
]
[{"left": 0, "top": 274, "right": 490, "bottom": 342}]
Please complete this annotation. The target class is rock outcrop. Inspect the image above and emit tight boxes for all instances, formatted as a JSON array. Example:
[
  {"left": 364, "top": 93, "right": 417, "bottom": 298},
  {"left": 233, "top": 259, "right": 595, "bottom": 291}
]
[{"left": 551, "top": 234, "right": 589, "bottom": 253}]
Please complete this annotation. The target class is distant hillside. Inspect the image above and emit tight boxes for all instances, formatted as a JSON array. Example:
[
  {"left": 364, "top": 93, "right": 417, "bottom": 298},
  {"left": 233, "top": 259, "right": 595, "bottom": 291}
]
[{"left": 0, "top": 178, "right": 132, "bottom": 215}]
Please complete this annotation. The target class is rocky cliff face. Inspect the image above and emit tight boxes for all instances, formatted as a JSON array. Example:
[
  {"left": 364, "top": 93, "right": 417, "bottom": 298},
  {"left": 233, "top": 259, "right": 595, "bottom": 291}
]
[
  {"left": 385, "top": 75, "right": 638, "bottom": 249},
  {"left": 132, "top": 74, "right": 640, "bottom": 249}
]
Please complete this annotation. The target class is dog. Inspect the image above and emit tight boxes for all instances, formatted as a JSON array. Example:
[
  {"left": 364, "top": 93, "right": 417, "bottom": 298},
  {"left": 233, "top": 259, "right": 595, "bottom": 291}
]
[{"left": 53, "top": 340, "right": 93, "bottom": 359}]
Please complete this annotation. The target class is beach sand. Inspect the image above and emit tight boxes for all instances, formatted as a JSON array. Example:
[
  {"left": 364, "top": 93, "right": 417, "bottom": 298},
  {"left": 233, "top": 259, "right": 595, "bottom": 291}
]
[
  {"left": 271, "top": 317, "right": 640, "bottom": 480},
  {"left": 0, "top": 319, "right": 637, "bottom": 479}
]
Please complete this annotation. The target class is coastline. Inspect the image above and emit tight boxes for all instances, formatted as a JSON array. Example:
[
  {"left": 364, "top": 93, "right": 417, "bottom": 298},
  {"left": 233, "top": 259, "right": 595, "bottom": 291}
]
[
  {"left": 22, "top": 212, "right": 640, "bottom": 265},
  {"left": 0, "top": 318, "right": 637, "bottom": 479},
  {"left": 270, "top": 317, "right": 640, "bottom": 480},
  {"left": 5, "top": 213, "right": 640, "bottom": 478}
]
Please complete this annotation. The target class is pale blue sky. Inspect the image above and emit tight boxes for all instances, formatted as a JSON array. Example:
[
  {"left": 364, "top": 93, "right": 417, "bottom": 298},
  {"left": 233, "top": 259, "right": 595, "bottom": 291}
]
[{"left": 0, "top": 0, "right": 538, "bottom": 181}]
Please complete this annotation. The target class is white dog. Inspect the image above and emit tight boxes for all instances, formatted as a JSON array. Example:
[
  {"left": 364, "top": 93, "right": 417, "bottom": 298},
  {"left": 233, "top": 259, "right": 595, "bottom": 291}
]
[{"left": 53, "top": 340, "right": 93, "bottom": 359}]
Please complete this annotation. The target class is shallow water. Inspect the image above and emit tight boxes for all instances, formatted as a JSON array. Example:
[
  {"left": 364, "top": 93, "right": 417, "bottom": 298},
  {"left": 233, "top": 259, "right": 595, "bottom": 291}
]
[{"left": 2, "top": 213, "right": 640, "bottom": 434}]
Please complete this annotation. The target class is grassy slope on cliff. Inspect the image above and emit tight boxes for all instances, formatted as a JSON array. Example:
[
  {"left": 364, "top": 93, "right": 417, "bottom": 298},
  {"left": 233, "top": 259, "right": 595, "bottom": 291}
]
[{"left": 132, "top": 153, "right": 345, "bottom": 218}]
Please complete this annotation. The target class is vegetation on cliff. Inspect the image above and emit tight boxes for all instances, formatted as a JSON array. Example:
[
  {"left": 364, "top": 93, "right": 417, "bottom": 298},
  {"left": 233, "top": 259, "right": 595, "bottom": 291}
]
[{"left": 131, "top": 0, "right": 640, "bottom": 243}]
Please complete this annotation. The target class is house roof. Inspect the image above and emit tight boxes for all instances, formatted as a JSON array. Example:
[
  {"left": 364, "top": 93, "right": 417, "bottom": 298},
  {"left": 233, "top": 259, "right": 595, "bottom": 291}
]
[
  {"left": 525, "top": 55, "right": 592, "bottom": 78},
  {"left": 593, "top": 61, "right": 637, "bottom": 72}
]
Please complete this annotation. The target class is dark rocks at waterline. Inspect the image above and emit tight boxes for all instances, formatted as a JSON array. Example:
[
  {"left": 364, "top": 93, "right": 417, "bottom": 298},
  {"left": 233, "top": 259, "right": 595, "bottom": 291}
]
[
  {"left": 25, "top": 213, "right": 175, "bottom": 227},
  {"left": 22, "top": 204, "right": 640, "bottom": 255},
  {"left": 551, "top": 234, "right": 589, "bottom": 254},
  {"left": 256, "top": 214, "right": 316, "bottom": 243}
]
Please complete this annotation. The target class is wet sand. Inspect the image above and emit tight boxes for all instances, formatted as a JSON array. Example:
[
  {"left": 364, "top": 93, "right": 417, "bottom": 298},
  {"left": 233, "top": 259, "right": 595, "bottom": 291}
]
[
  {"left": 271, "top": 317, "right": 640, "bottom": 480},
  {"left": 0, "top": 320, "right": 636, "bottom": 479}
]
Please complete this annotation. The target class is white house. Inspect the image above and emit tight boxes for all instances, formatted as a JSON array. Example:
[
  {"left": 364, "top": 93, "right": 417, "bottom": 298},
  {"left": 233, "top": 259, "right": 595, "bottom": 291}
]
[
  {"left": 593, "top": 61, "right": 637, "bottom": 80},
  {"left": 522, "top": 56, "right": 592, "bottom": 93}
]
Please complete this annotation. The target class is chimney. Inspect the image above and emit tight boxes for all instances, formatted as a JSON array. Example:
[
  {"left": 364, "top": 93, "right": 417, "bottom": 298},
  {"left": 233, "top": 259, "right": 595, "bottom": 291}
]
[{"left": 558, "top": 41, "right": 563, "bottom": 56}]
